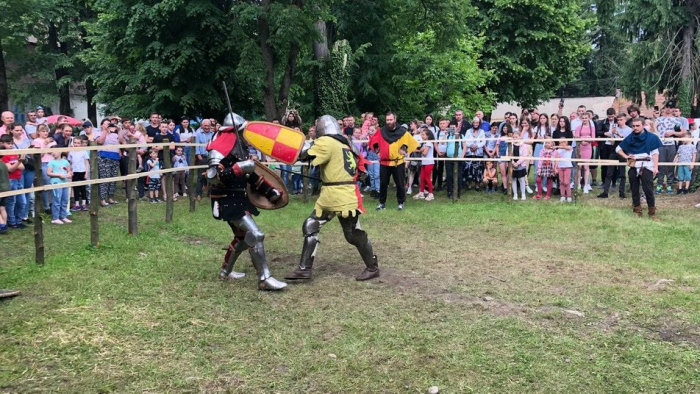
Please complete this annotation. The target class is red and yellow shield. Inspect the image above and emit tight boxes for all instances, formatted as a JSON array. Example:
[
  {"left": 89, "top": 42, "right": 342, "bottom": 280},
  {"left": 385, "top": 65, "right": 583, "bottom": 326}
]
[{"left": 243, "top": 121, "right": 305, "bottom": 165}]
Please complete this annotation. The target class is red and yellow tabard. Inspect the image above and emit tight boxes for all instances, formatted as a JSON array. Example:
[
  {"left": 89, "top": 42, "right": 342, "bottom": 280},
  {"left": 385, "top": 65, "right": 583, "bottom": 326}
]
[
  {"left": 243, "top": 121, "right": 305, "bottom": 165},
  {"left": 310, "top": 136, "right": 364, "bottom": 217},
  {"left": 369, "top": 128, "right": 420, "bottom": 166}
]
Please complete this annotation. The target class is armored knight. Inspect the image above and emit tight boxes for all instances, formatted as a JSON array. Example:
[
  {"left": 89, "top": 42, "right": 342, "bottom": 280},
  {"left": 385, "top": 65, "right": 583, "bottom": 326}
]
[
  {"left": 207, "top": 112, "right": 287, "bottom": 291},
  {"left": 285, "top": 115, "right": 380, "bottom": 282}
]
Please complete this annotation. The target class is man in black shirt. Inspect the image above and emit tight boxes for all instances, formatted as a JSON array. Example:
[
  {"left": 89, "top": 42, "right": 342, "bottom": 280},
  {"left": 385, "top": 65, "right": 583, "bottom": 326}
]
[{"left": 145, "top": 112, "right": 160, "bottom": 139}]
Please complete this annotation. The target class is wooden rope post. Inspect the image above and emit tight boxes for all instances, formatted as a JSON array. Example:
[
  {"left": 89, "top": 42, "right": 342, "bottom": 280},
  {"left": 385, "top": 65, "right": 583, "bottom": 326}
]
[
  {"left": 188, "top": 143, "right": 196, "bottom": 213},
  {"left": 89, "top": 142, "right": 100, "bottom": 247},
  {"left": 302, "top": 164, "right": 309, "bottom": 204},
  {"left": 507, "top": 136, "right": 514, "bottom": 202},
  {"left": 127, "top": 139, "right": 138, "bottom": 235},
  {"left": 164, "top": 139, "right": 174, "bottom": 223},
  {"left": 32, "top": 153, "right": 44, "bottom": 265}
]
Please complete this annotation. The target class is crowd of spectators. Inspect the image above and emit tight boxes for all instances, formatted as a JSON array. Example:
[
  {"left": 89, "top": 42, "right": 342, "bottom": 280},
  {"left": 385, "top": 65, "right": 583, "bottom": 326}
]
[{"left": 1, "top": 101, "right": 699, "bottom": 234}]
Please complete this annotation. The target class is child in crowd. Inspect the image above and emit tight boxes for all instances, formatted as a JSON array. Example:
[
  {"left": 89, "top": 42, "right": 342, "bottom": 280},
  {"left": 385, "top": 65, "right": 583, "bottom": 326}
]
[
  {"left": 406, "top": 122, "right": 422, "bottom": 195},
  {"left": 46, "top": 148, "right": 72, "bottom": 224},
  {"left": 557, "top": 140, "right": 574, "bottom": 202},
  {"left": 483, "top": 161, "right": 498, "bottom": 193},
  {"left": 145, "top": 149, "right": 162, "bottom": 203},
  {"left": 172, "top": 147, "right": 188, "bottom": 198},
  {"left": 674, "top": 131, "right": 696, "bottom": 194},
  {"left": 365, "top": 125, "right": 380, "bottom": 197},
  {"left": 535, "top": 141, "right": 559, "bottom": 200},
  {"left": 352, "top": 127, "right": 367, "bottom": 195},
  {"left": 413, "top": 128, "right": 435, "bottom": 201},
  {"left": 496, "top": 123, "right": 511, "bottom": 194},
  {"left": 0, "top": 136, "right": 25, "bottom": 233},
  {"left": 68, "top": 136, "right": 90, "bottom": 211},
  {"left": 511, "top": 130, "right": 528, "bottom": 200}
]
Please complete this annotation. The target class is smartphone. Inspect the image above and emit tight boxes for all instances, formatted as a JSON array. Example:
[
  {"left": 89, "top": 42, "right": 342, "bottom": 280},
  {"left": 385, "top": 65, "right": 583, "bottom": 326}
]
[
  {"left": 560, "top": 98, "right": 565, "bottom": 106},
  {"left": 654, "top": 105, "right": 659, "bottom": 111}
]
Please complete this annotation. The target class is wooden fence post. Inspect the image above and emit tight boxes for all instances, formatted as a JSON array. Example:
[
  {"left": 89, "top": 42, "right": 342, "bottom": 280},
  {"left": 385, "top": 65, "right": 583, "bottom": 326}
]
[
  {"left": 89, "top": 142, "right": 100, "bottom": 247},
  {"left": 164, "top": 139, "right": 174, "bottom": 223},
  {"left": 302, "top": 164, "right": 308, "bottom": 203},
  {"left": 127, "top": 139, "right": 138, "bottom": 235},
  {"left": 507, "top": 137, "right": 514, "bottom": 202},
  {"left": 188, "top": 143, "right": 196, "bottom": 213},
  {"left": 32, "top": 153, "right": 44, "bottom": 265}
]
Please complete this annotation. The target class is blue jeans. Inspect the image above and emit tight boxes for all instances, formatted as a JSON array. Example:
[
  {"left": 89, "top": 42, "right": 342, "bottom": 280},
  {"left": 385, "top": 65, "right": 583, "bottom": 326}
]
[
  {"left": 366, "top": 152, "right": 380, "bottom": 191},
  {"left": 51, "top": 187, "right": 69, "bottom": 220},
  {"left": 310, "top": 167, "right": 320, "bottom": 193},
  {"left": 533, "top": 143, "right": 543, "bottom": 174},
  {"left": 41, "top": 163, "right": 51, "bottom": 210},
  {"left": 280, "top": 165, "right": 292, "bottom": 190},
  {"left": 6, "top": 179, "right": 26, "bottom": 226},
  {"left": 22, "top": 169, "right": 35, "bottom": 219},
  {"left": 292, "top": 173, "right": 303, "bottom": 192}
]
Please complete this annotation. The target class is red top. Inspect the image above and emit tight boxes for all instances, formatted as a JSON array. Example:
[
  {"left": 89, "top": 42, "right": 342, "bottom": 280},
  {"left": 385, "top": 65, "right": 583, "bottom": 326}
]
[
  {"left": 1, "top": 155, "right": 21, "bottom": 180},
  {"left": 206, "top": 132, "right": 238, "bottom": 157}
]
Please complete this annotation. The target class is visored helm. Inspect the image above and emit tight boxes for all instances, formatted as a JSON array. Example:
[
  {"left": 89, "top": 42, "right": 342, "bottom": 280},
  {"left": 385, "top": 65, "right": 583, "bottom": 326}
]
[
  {"left": 222, "top": 112, "right": 247, "bottom": 132},
  {"left": 315, "top": 115, "right": 341, "bottom": 137}
]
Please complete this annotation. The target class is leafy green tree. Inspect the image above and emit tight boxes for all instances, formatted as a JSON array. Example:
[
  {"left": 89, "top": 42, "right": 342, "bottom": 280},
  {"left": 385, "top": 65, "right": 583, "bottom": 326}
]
[{"left": 473, "top": 0, "right": 589, "bottom": 108}]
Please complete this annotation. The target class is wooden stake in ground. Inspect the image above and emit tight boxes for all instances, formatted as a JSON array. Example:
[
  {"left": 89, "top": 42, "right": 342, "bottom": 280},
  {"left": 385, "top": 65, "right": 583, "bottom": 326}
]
[
  {"left": 32, "top": 153, "right": 44, "bottom": 265},
  {"left": 164, "top": 139, "right": 174, "bottom": 223},
  {"left": 127, "top": 139, "right": 138, "bottom": 236},
  {"left": 89, "top": 142, "right": 100, "bottom": 247},
  {"left": 302, "top": 164, "right": 308, "bottom": 204},
  {"left": 453, "top": 156, "right": 460, "bottom": 202},
  {"left": 507, "top": 136, "right": 514, "bottom": 202},
  {"left": 188, "top": 143, "right": 196, "bottom": 213}
]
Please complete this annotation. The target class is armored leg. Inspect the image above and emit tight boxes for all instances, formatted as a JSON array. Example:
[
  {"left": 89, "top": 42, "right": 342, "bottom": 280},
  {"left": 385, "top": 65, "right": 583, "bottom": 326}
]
[
  {"left": 220, "top": 226, "right": 247, "bottom": 280},
  {"left": 338, "top": 215, "right": 379, "bottom": 281},
  {"left": 285, "top": 211, "right": 333, "bottom": 280},
  {"left": 231, "top": 214, "right": 287, "bottom": 291}
]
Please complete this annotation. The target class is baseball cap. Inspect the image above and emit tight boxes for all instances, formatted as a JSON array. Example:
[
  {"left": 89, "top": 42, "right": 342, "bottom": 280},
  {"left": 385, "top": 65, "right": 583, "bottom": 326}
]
[
  {"left": 665, "top": 101, "right": 676, "bottom": 108},
  {"left": 107, "top": 123, "right": 117, "bottom": 128},
  {"left": 82, "top": 121, "right": 93, "bottom": 128},
  {"left": 35, "top": 106, "right": 43, "bottom": 110}
]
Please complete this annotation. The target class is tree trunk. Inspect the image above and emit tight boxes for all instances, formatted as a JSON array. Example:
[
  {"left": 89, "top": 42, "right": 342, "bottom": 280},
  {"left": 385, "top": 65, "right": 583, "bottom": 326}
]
[
  {"left": 86, "top": 78, "right": 97, "bottom": 124},
  {"left": 48, "top": 22, "right": 72, "bottom": 115},
  {"left": 0, "top": 36, "right": 8, "bottom": 112},
  {"left": 312, "top": 19, "right": 330, "bottom": 119},
  {"left": 258, "top": 0, "right": 278, "bottom": 121}
]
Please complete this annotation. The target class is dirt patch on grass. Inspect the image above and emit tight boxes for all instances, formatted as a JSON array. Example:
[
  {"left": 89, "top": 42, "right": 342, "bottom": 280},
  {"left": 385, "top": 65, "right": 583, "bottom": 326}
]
[{"left": 182, "top": 235, "right": 216, "bottom": 246}]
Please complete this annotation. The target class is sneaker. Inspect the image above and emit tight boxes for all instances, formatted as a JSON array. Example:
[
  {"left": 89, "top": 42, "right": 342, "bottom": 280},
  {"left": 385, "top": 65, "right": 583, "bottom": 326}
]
[
  {"left": 526, "top": 186, "right": 534, "bottom": 194},
  {"left": 156, "top": 198, "right": 163, "bottom": 203},
  {"left": 81, "top": 205, "right": 88, "bottom": 211},
  {"left": 173, "top": 193, "right": 179, "bottom": 198},
  {"left": 543, "top": 186, "right": 548, "bottom": 192},
  {"left": 71, "top": 205, "right": 81, "bottom": 211},
  {"left": 413, "top": 192, "right": 425, "bottom": 200},
  {"left": 560, "top": 197, "right": 566, "bottom": 203},
  {"left": 597, "top": 192, "right": 609, "bottom": 198},
  {"left": 583, "top": 187, "right": 589, "bottom": 194},
  {"left": 44, "top": 208, "right": 51, "bottom": 215},
  {"left": 695, "top": 202, "right": 700, "bottom": 208},
  {"left": 0, "top": 227, "right": 8, "bottom": 235},
  {"left": 376, "top": 203, "right": 385, "bottom": 211},
  {"left": 61, "top": 218, "right": 72, "bottom": 224},
  {"left": 406, "top": 188, "right": 412, "bottom": 195},
  {"left": 397, "top": 203, "right": 404, "bottom": 211},
  {"left": 619, "top": 192, "right": 626, "bottom": 199},
  {"left": 567, "top": 197, "right": 573, "bottom": 203},
  {"left": 591, "top": 180, "right": 598, "bottom": 187},
  {"left": 544, "top": 195, "right": 551, "bottom": 201},
  {"left": 655, "top": 185, "right": 662, "bottom": 194},
  {"left": 521, "top": 194, "right": 527, "bottom": 201},
  {"left": 51, "top": 220, "right": 63, "bottom": 225},
  {"left": 534, "top": 194, "right": 541, "bottom": 200},
  {"left": 363, "top": 186, "right": 371, "bottom": 192},
  {"left": 425, "top": 193, "right": 434, "bottom": 201},
  {"left": 513, "top": 195, "right": 519, "bottom": 201},
  {"left": 9, "top": 223, "right": 27, "bottom": 229},
  {"left": 182, "top": 193, "right": 188, "bottom": 197},
  {"left": 682, "top": 189, "right": 689, "bottom": 195},
  {"left": 666, "top": 186, "right": 673, "bottom": 194},
  {"left": 677, "top": 188, "right": 683, "bottom": 195},
  {"left": 150, "top": 198, "right": 156, "bottom": 204}
]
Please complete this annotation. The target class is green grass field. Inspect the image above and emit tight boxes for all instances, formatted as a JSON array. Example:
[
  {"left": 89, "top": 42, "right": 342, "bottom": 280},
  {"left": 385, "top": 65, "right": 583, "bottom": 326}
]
[{"left": 2, "top": 190, "right": 700, "bottom": 393}]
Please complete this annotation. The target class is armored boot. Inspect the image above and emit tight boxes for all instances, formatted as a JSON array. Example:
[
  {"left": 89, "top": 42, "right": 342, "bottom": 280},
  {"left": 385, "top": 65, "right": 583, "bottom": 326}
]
[
  {"left": 356, "top": 255, "right": 380, "bottom": 281},
  {"left": 339, "top": 215, "right": 380, "bottom": 281},
  {"left": 648, "top": 206, "right": 659, "bottom": 222},
  {"left": 220, "top": 238, "right": 247, "bottom": 280},
  {"left": 633, "top": 206, "right": 643, "bottom": 218},
  {"left": 249, "top": 243, "right": 287, "bottom": 290},
  {"left": 286, "top": 212, "right": 331, "bottom": 280}
]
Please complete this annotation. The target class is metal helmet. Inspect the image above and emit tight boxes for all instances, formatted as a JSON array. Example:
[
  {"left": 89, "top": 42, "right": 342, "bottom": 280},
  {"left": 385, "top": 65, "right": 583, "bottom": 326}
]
[
  {"left": 222, "top": 112, "right": 247, "bottom": 132},
  {"left": 315, "top": 115, "right": 341, "bottom": 137}
]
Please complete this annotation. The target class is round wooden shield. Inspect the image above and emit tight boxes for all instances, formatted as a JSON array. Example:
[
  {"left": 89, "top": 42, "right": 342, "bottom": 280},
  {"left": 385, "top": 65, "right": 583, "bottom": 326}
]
[{"left": 246, "top": 160, "right": 289, "bottom": 210}]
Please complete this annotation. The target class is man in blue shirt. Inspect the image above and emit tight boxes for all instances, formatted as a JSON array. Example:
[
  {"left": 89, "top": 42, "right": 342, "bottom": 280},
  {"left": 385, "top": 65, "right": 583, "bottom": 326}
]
[
  {"left": 476, "top": 110, "right": 490, "bottom": 132},
  {"left": 195, "top": 119, "right": 214, "bottom": 200}
]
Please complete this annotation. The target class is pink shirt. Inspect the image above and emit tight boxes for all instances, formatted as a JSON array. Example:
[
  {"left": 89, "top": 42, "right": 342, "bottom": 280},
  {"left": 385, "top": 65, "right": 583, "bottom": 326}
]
[{"left": 32, "top": 138, "right": 57, "bottom": 163}]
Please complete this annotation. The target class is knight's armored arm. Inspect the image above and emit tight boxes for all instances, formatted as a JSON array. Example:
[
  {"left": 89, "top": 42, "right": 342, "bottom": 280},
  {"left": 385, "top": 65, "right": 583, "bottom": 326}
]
[
  {"left": 248, "top": 172, "right": 282, "bottom": 202},
  {"left": 298, "top": 140, "right": 315, "bottom": 161}
]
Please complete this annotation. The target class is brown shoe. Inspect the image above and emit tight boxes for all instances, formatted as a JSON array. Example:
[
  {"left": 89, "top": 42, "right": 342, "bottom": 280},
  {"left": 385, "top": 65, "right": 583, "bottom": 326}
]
[
  {"left": 356, "top": 268, "right": 380, "bottom": 281},
  {"left": 633, "top": 206, "right": 643, "bottom": 217},
  {"left": 284, "top": 267, "right": 313, "bottom": 280},
  {"left": 648, "top": 206, "right": 659, "bottom": 222}
]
